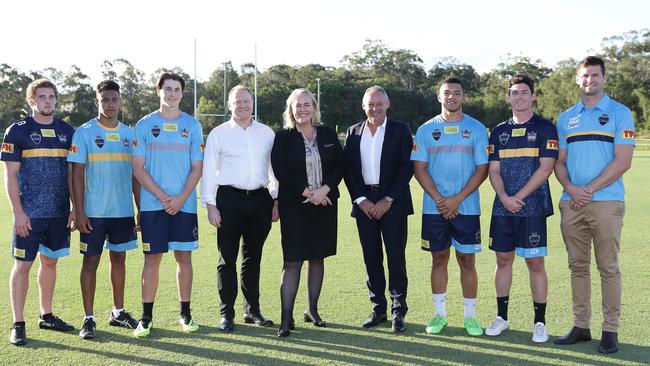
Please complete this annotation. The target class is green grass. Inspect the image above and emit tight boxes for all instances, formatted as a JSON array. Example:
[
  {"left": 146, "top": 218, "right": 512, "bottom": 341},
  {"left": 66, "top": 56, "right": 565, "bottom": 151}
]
[{"left": 1, "top": 155, "right": 649, "bottom": 365}]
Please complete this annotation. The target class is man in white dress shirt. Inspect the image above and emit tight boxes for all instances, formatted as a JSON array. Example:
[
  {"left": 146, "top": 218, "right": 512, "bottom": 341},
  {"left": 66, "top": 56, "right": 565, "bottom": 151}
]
[{"left": 201, "top": 85, "right": 279, "bottom": 332}]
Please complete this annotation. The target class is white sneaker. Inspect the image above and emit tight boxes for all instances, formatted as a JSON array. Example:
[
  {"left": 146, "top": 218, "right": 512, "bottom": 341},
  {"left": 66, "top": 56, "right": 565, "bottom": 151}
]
[
  {"left": 485, "top": 316, "right": 509, "bottom": 336},
  {"left": 532, "top": 322, "right": 549, "bottom": 343}
]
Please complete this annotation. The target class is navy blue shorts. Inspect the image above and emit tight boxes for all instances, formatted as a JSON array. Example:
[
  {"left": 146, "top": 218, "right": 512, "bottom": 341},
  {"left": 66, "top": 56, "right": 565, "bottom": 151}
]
[
  {"left": 79, "top": 217, "right": 138, "bottom": 256},
  {"left": 12, "top": 217, "right": 70, "bottom": 261},
  {"left": 421, "top": 214, "right": 481, "bottom": 254},
  {"left": 140, "top": 210, "right": 198, "bottom": 254},
  {"left": 489, "top": 216, "right": 547, "bottom": 258}
]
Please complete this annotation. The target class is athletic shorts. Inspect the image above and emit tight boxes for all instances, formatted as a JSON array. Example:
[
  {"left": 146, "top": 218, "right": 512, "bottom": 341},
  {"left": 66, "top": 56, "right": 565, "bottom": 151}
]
[
  {"left": 140, "top": 210, "right": 198, "bottom": 254},
  {"left": 421, "top": 214, "right": 481, "bottom": 254},
  {"left": 11, "top": 217, "right": 70, "bottom": 261},
  {"left": 79, "top": 217, "right": 138, "bottom": 256},
  {"left": 489, "top": 215, "right": 547, "bottom": 258}
]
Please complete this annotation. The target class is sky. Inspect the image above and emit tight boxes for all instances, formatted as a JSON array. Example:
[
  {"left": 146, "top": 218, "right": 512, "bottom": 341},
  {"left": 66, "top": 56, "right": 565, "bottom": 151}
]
[{"left": 1, "top": 0, "right": 648, "bottom": 84}]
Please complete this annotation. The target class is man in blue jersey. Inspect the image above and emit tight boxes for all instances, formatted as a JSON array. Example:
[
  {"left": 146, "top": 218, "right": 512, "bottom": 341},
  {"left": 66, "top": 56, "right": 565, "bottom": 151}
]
[
  {"left": 2, "top": 79, "right": 76, "bottom": 346},
  {"left": 132, "top": 72, "right": 204, "bottom": 338},
  {"left": 411, "top": 78, "right": 489, "bottom": 337},
  {"left": 68, "top": 80, "right": 140, "bottom": 339},
  {"left": 484, "top": 75, "right": 557, "bottom": 343},
  {"left": 554, "top": 56, "right": 634, "bottom": 354}
]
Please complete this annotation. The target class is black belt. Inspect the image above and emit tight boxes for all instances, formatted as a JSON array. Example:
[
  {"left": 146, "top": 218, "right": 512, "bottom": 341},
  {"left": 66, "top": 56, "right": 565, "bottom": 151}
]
[
  {"left": 220, "top": 185, "right": 267, "bottom": 196},
  {"left": 364, "top": 184, "right": 381, "bottom": 192}
]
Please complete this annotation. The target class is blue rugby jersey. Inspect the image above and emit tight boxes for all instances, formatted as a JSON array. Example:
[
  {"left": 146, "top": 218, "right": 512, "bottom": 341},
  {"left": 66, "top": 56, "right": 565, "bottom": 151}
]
[
  {"left": 1, "top": 117, "right": 75, "bottom": 218},
  {"left": 488, "top": 114, "right": 558, "bottom": 217},
  {"left": 411, "top": 114, "right": 489, "bottom": 215},
  {"left": 133, "top": 111, "right": 203, "bottom": 213},
  {"left": 67, "top": 118, "right": 135, "bottom": 217},
  {"left": 557, "top": 95, "right": 635, "bottom": 202}
]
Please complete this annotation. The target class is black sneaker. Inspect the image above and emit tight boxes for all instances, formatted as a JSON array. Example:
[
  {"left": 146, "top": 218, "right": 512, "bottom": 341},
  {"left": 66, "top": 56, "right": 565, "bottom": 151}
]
[
  {"left": 38, "top": 314, "right": 74, "bottom": 332},
  {"left": 79, "top": 318, "right": 96, "bottom": 339},
  {"left": 10, "top": 323, "right": 27, "bottom": 346},
  {"left": 109, "top": 310, "right": 139, "bottom": 329}
]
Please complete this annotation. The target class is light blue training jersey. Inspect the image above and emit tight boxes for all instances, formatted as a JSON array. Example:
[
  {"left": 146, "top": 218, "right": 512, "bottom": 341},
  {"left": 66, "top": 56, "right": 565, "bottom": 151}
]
[
  {"left": 557, "top": 94, "right": 635, "bottom": 202},
  {"left": 133, "top": 111, "right": 203, "bottom": 213},
  {"left": 67, "top": 118, "right": 134, "bottom": 218},
  {"left": 411, "top": 114, "right": 489, "bottom": 215}
]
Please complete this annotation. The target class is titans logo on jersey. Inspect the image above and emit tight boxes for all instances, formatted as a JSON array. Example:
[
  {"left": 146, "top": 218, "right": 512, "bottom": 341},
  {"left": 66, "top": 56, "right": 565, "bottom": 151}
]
[
  {"left": 1, "top": 117, "right": 75, "bottom": 218},
  {"left": 488, "top": 114, "right": 558, "bottom": 217}
]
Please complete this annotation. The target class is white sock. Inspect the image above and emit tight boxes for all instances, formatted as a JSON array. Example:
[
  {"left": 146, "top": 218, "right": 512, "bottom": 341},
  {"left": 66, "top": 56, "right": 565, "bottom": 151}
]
[
  {"left": 463, "top": 298, "right": 477, "bottom": 319},
  {"left": 112, "top": 308, "right": 124, "bottom": 317},
  {"left": 433, "top": 293, "right": 447, "bottom": 317},
  {"left": 84, "top": 315, "right": 96, "bottom": 321}
]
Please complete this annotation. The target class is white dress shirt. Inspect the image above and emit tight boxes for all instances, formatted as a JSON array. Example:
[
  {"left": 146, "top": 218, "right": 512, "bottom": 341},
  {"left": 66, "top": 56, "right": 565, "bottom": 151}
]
[
  {"left": 355, "top": 117, "right": 386, "bottom": 204},
  {"left": 200, "top": 118, "right": 278, "bottom": 207}
]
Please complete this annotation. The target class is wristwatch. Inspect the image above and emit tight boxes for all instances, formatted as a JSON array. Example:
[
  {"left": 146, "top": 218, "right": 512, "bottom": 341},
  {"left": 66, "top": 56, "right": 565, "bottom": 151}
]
[{"left": 384, "top": 196, "right": 394, "bottom": 202}]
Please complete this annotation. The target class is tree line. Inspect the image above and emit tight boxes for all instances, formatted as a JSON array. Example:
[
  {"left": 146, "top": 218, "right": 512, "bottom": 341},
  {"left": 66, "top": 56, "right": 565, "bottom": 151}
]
[{"left": 1, "top": 29, "right": 648, "bottom": 134}]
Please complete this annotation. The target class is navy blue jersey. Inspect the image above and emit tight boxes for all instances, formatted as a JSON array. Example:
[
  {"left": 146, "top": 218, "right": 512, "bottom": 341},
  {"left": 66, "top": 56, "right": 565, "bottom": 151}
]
[
  {"left": 1, "top": 117, "right": 75, "bottom": 218},
  {"left": 488, "top": 115, "right": 558, "bottom": 217}
]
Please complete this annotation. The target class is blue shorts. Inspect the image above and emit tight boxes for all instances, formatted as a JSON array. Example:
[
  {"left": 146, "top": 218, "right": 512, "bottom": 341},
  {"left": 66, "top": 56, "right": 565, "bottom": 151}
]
[
  {"left": 489, "top": 216, "right": 547, "bottom": 258},
  {"left": 140, "top": 210, "right": 198, "bottom": 254},
  {"left": 421, "top": 214, "right": 481, "bottom": 254},
  {"left": 11, "top": 217, "right": 70, "bottom": 261},
  {"left": 79, "top": 217, "right": 138, "bottom": 256}
]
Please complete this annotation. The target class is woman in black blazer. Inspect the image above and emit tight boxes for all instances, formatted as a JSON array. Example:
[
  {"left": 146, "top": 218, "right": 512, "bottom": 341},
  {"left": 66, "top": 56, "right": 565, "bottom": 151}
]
[{"left": 271, "top": 88, "right": 344, "bottom": 337}]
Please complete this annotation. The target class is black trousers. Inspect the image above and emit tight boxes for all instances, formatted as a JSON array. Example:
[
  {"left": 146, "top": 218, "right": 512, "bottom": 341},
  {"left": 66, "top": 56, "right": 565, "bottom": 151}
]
[
  {"left": 355, "top": 204, "right": 408, "bottom": 317},
  {"left": 216, "top": 187, "right": 273, "bottom": 318}
]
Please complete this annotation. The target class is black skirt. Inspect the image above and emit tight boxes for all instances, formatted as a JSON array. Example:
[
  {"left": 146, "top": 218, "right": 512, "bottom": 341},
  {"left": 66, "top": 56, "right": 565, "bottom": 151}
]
[{"left": 278, "top": 201, "right": 337, "bottom": 262}]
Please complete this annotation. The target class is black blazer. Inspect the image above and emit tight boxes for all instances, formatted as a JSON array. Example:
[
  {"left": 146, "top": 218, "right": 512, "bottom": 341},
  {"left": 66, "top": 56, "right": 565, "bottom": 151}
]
[
  {"left": 271, "top": 125, "right": 344, "bottom": 204},
  {"left": 344, "top": 118, "right": 414, "bottom": 217}
]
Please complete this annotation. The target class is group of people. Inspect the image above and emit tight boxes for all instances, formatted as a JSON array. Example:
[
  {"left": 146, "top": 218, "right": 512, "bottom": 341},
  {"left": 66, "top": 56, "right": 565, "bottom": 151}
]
[{"left": 2, "top": 56, "right": 634, "bottom": 356}]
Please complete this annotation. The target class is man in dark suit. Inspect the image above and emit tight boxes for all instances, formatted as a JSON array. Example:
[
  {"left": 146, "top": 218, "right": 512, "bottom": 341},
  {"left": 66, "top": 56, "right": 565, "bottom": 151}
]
[{"left": 344, "top": 86, "right": 414, "bottom": 333}]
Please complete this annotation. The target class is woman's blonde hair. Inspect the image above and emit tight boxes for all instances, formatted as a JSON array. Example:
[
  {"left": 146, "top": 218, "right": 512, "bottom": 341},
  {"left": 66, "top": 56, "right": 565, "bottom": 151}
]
[{"left": 282, "top": 88, "right": 321, "bottom": 129}]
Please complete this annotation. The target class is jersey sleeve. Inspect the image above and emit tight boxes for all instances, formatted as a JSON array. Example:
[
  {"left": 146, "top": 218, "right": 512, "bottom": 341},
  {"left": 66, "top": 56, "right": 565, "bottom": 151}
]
[
  {"left": 190, "top": 120, "right": 204, "bottom": 161},
  {"left": 488, "top": 127, "right": 500, "bottom": 161},
  {"left": 410, "top": 125, "right": 429, "bottom": 162},
  {"left": 66, "top": 129, "right": 87, "bottom": 164},
  {"left": 539, "top": 121, "right": 559, "bottom": 159},
  {"left": 473, "top": 124, "right": 489, "bottom": 165},
  {"left": 133, "top": 120, "right": 147, "bottom": 157},
  {"left": 614, "top": 106, "right": 636, "bottom": 145},
  {"left": 1, "top": 124, "right": 23, "bottom": 162},
  {"left": 557, "top": 114, "right": 567, "bottom": 150}
]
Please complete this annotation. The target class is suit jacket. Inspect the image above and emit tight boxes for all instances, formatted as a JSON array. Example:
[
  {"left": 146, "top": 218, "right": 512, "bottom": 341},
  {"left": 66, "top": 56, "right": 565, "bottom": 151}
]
[
  {"left": 271, "top": 125, "right": 344, "bottom": 204},
  {"left": 344, "top": 118, "right": 414, "bottom": 218}
]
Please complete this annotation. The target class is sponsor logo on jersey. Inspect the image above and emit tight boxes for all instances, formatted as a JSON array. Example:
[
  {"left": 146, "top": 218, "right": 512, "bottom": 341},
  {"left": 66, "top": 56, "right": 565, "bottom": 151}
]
[
  {"left": 193, "top": 226, "right": 199, "bottom": 240},
  {"left": 432, "top": 129, "right": 441, "bottom": 141},
  {"left": 527, "top": 131, "right": 537, "bottom": 142},
  {"left": 512, "top": 128, "right": 526, "bottom": 137},
  {"left": 487, "top": 144, "right": 494, "bottom": 154},
  {"left": 444, "top": 126, "right": 459, "bottom": 134},
  {"left": 1, "top": 143, "right": 14, "bottom": 153},
  {"left": 95, "top": 135, "right": 105, "bottom": 148},
  {"left": 163, "top": 123, "right": 178, "bottom": 132},
  {"left": 598, "top": 113, "right": 610, "bottom": 125},
  {"left": 546, "top": 140, "right": 558, "bottom": 150},
  {"left": 462, "top": 129, "right": 471, "bottom": 139},
  {"left": 106, "top": 133, "right": 120, "bottom": 142},
  {"left": 30, "top": 131, "right": 42, "bottom": 145},
  {"left": 80, "top": 242, "right": 88, "bottom": 252},
  {"left": 69, "top": 144, "right": 78, "bottom": 153},
  {"left": 152, "top": 125, "right": 161, "bottom": 137},
  {"left": 133, "top": 139, "right": 139, "bottom": 148},
  {"left": 143, "top": 243, "right": 151, "bottom": 252},
  {"left": 529, "top": 232, "right": 541, "bottom": 247},
  {"left": 529, "top": 248, "right": 540, "bottom": 255},
  {"left": 567, "top": 115, "right": 580, "bottom": 129},
  {"left": 123, "top": 138, "right": 130, "bottom": 147},
  {"left": 420, "top": 239, "right": 430, "bottom": 249},
  {"left": 622, "top": 130, "right": 636, "bottom": 139},
  {"left": 200, "top": 144, "right": 205, "bottom": 152},
  {"left": 41, "top": 129, "right": 56, "bottom": 138},
  {"left": 499, "top": 132, "right": 509, "bottom": 145},
  {"left": 181, "top": 128, "right": 189, "bottom": 137},
  {"left": 58, "top": 134, "right": 67, "bottom": 143},
  {"left": 412, "top": 144, "right": 418, "bottom": 152},
  {"left": 13, "top": 247, "right": 25, "bottom": 258},
  {"left": 475, "top": 231, "right": 481, "bottom": 243}
]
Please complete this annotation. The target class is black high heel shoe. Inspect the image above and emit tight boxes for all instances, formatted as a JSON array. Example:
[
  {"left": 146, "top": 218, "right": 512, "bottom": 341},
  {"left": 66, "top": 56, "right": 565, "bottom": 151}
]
[
  {"left": 304, "top": 311, "right": 326, "bottom": 327},
  {"left": 277, "top": 318, "right": 295, "bottom": 337}
]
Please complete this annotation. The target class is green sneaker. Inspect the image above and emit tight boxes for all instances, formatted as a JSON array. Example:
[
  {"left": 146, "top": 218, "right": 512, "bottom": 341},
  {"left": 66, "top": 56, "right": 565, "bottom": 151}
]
[
  {"left": 464, "top": 317, "right": 483, "bottom": 336},
  {"left": 425, "top": 315, "right": 448, "bottom": 334},
  {"left": 133, "top": 316, "right": 152, "bottom": 338},
  {"left": 180, "top": 317, "right": 199, "bottom": 333}
]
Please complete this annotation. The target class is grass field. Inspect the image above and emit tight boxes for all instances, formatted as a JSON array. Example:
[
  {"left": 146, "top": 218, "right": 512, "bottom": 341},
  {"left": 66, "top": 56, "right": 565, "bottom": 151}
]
[{"left": 1, "top": 154, "right": 649, "bottom": 365}]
